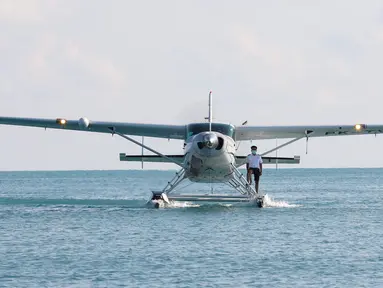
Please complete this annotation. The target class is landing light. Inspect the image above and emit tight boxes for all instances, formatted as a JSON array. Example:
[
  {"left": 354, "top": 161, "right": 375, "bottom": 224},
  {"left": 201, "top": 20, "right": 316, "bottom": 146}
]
[
  {"left": 56, "top": 118, "right": 67, "bottom": 125},
  {"left": 354, "top": 124, "right": 366, "bottom": 131}
]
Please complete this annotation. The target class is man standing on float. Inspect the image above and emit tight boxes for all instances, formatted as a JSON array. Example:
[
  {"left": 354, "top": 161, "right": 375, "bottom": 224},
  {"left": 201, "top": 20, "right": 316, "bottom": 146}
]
[{"left": 246, "top": 145, "right": 263, "bottom": 193}]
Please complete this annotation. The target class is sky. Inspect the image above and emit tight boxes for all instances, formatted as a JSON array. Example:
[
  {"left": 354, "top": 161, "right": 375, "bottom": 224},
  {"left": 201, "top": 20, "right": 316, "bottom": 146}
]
[{"left": 1, "top": 0, "right": 383, "bottom": 171}]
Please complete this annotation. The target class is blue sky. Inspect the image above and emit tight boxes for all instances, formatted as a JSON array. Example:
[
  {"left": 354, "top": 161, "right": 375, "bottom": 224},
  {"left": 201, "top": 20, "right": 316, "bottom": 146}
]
[{"left": 1, "top": 0, "right": 383, "bottom": 170}]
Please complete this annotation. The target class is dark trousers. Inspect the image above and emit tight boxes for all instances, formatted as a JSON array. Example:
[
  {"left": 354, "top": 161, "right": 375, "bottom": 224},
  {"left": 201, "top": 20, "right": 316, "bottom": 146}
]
[{"left": 248, "top": 168, "right": 261, "bottom": 182}]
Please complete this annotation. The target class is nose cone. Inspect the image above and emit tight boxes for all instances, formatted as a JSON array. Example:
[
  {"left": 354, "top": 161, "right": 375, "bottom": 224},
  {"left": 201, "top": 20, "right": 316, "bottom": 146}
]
[{"left": 203, "top": 133, "right": 219, "bottom": 149}]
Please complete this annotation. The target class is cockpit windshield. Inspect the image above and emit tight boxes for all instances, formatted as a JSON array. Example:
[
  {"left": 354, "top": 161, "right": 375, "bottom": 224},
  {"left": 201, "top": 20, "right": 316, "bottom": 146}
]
[{"left": 186, "top": 123, "right": 235, "bottom": 139}]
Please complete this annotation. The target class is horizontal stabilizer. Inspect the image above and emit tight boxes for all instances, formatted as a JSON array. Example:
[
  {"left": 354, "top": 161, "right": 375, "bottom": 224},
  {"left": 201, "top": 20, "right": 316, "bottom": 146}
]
[
  {"left": 119, "top": 153, "right": 184, "bottom": 164},
  {"left": 236, "top": 155, "right": 300, "bottom": 167}
]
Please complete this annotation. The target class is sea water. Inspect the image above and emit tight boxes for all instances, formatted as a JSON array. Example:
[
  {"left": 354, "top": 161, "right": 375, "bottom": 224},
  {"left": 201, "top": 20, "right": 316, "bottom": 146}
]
[{"left": 0, "top": 169, "right": 382, "bottom": 287}]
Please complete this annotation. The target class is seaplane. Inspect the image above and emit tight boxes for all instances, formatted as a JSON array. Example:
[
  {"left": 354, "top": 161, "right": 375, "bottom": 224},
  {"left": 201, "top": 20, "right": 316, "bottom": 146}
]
[{"left": 1, "top": 92, "right": 382, "bottom": 208}]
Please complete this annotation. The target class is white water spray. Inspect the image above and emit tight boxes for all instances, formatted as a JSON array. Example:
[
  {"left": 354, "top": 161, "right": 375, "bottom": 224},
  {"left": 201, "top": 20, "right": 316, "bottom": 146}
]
[
  {"left": 261, "top": 194, "right": 301, "bottom": 208},
  {"left": 156, "top": 200, "right": 200, "bottom": 208}
]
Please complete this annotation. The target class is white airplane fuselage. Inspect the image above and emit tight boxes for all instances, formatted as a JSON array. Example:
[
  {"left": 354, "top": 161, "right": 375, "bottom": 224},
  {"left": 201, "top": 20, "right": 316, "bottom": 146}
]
[{"left": 183, "top": 131, "right": 237, "bottom": 183}]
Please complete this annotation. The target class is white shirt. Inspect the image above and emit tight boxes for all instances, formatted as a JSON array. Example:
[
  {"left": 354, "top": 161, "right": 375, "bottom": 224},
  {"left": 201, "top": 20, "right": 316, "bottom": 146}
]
[{"left": 246, "top": 154, "right": 263, "bottom": 169}]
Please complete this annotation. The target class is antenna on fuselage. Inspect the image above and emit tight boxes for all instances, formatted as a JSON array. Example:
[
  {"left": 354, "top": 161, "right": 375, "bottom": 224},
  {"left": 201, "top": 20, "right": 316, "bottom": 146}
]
[{"left": 208, "top": 90, "right": 212, "bottom": 131}]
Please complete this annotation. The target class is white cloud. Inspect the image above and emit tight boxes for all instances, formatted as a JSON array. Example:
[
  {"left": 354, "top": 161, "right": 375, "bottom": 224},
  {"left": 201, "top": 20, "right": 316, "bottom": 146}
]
[
  {"left": 0, "top": 0, "right": 42, "bottom": 22},
  {"left": 64, "top": 41, "right": 125, "bottom": 89},
  {"left": 24, "top": 35, "right": 125, "bottom": 93},
  {"left": 27, "top": 33, "right": 56, "bottom": 76}
]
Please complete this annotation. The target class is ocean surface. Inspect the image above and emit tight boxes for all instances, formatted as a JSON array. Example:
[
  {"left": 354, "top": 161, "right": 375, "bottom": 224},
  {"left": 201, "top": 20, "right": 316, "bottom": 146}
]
[{"left": 0, "top": 168, "right": 382, "bottom": 287}]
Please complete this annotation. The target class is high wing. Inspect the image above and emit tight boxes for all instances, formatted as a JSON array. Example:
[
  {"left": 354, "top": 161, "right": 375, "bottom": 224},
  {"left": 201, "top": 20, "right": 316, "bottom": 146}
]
[
  {"left": 235, "top": 124, "right": 383, "bottom": 140},
  {"left": 0, "top": 116, "right": 186, "bottom": 139}
]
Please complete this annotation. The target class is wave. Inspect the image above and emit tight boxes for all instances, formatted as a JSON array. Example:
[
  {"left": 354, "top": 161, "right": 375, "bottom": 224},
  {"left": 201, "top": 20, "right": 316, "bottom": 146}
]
[
  {"left": 0, "top": 195, "right": 301, "bottom": 209},
  {"left": 0, "top": 197, "right": 146, "bottom": 208}
]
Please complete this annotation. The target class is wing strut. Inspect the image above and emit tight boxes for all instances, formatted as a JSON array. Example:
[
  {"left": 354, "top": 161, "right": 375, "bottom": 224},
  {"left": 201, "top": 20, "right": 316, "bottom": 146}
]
[
  {"left": 141, "top": 136, "right": 144, "bottom": 169},
  {"left": 260, "top": 131, "right": 314, "bottom": 157},
  {"left": 275, "top": 138, "right": 278, "bottom": 170},
  {"left": 108, "top": 128, "right": 185, "bottom": 168},
  {"left": 306, "top": 130, "right": 310, "bottom": 154}
]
